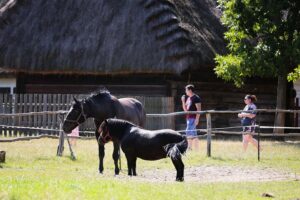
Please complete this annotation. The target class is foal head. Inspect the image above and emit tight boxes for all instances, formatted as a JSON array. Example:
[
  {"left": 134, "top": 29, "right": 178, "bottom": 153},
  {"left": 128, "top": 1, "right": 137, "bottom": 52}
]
[
  {"left": 98, "top": 119, "right": 133, "bottom": 145},
  {"left": 98, "top": 120, "right": 113, "bottom": 145},
  {"left": 63, "top": 97, "right": 88, "bottom": 133}
]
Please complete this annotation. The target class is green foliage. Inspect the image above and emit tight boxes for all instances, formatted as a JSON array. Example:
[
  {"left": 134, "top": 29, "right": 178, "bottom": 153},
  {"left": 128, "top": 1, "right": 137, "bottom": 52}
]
[
  {"left": 288, "top": 64, "right": 300, "bottom": 81},
  {"left": 215, "top": 0, "right": 300, "bottom": 85}
]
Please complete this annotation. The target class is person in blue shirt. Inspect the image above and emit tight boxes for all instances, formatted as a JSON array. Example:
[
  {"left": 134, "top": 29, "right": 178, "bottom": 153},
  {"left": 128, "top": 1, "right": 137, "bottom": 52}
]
[
  {"left": 181, "top": 84, "right": 201, "bottom": 151},
  {"left": 238, "top": 94, "right": 259, "bottom": 152}
]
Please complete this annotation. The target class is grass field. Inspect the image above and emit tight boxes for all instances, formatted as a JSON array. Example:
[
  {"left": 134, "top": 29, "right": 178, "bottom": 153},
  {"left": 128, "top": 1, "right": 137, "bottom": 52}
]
[{"left": 0, "top": 138, "right": 300, "bottom": 200}]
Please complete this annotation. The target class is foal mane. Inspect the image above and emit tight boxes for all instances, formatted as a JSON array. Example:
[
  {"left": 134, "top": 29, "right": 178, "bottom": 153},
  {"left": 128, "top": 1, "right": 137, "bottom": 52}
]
[
  {"left": 106, "top": 119, "right": 136, "bottom": 137},
  {"left": 107, "top": 119, "right": 135, "bottom": 128}
]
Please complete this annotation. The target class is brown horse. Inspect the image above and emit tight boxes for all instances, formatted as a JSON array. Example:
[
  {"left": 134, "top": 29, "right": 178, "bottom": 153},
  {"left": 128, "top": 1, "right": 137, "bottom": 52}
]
[{"left": 63, "top": 90, "right": 146, "bottom": 174}]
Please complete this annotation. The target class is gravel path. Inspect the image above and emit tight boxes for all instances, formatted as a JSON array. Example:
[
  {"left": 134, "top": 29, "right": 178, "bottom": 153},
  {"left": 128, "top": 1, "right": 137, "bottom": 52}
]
[{"left": 117, "top": 165, "right": 299, "bottom": 183}]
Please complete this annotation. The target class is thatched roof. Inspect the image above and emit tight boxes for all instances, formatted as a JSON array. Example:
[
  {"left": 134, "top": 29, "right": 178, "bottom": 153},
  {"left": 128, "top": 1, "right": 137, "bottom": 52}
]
[{"left": 0, "top": 0, "right": 226, "bottom": 75}]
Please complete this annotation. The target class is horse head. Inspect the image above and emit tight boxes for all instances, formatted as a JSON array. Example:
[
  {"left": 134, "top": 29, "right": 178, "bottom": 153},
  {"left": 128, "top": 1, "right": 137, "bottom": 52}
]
[
  {"left": 63, "top": 97, "right": 88, "bottom": 133},
  {"left": 98, "top": 119, "right": 113, "bottom": 145}
]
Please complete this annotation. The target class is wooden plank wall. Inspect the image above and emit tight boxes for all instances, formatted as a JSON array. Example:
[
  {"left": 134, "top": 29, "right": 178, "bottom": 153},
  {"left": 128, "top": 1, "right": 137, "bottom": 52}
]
[{"left": 0, "top": 94, "right": 174, "bottom": 137}]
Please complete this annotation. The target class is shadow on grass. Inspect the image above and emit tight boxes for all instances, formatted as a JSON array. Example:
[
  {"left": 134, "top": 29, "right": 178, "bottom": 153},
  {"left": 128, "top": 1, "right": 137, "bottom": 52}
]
[
  {"left": 273, "top": 142, "right": 300, "bottom": 149},
  {"left": 210, "top": 156, "right": 240, "bottom": 162},
  {"left": 35, "top": 156, "right": 53, "bottom": 161}
]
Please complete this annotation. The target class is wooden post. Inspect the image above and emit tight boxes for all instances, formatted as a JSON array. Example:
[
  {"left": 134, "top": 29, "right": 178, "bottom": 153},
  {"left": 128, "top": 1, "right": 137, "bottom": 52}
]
[
  {"left": 57, "top": 115, "right": 64, "bottom": 157},
  {"left": 258, "top": 130, "right": 260, "bottom": 161},
  {"left": 257, "top": 112, "right": 261, "bottom": 162},
  {"left": 65, "top": 132, "right": 76, "bottom": 160},
  {"left": 274, "top": 74, "right": 287, "bottom": 134},
  {"left": 295, "top": 98, "right": 299, "bottom": 127},
  {"left": 0, "top": 151, "right": 6, "bottom": 163},
  {"left": 57, "top": 114, "right": 76, "bottom": 160},
  {"left": 206, "top": 113, "right": 212, "bottom": 157}
]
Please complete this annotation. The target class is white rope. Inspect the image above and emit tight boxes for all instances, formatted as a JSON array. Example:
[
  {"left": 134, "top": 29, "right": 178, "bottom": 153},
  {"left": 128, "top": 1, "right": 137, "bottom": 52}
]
[
  {"left": 212, "top": 125, "right": 259, "bottom": 130},
  {"left": 0, "top": 110, "right": 67, "bottom": 117},
  {"left": 1, "top": 123, "right": 299, "bottom": 136},
  {"left": 0, "top": 108, "right": 299, "bottom": 118},
  {"left": 260, "top": 126, "right": 300, "bottom": 130}
]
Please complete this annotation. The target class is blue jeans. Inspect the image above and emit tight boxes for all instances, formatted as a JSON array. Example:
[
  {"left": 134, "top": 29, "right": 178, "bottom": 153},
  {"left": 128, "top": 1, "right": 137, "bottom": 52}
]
[{"left": 186, "top": 118, "right": 197, "bottom": 137}]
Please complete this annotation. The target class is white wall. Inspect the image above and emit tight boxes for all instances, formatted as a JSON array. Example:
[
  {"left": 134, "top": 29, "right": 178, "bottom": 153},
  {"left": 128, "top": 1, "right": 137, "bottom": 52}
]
[{"left": 0, "top": 78, "right": 16, "bottom": 94}]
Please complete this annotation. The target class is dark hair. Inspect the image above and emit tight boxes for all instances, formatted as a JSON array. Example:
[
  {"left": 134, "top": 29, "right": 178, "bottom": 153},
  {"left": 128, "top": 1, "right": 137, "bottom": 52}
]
[
  {"left": 185, "top": 84, "right": 195, "bottom": 92},
  {"left": 245, "top": 94, "right": 257, "bottom": 102}
]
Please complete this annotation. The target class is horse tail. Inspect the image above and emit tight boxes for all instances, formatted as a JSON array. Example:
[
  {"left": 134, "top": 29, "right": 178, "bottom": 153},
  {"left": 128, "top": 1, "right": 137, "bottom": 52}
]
[
  {"left": 164, "top": 137, "right": 188, "bottom": 160},
  {"left": 135, "top": 100, "right": 146, "bottom": 128}
]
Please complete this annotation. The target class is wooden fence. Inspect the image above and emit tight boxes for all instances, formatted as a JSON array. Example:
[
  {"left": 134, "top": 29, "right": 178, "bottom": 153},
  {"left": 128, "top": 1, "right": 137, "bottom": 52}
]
[{"left": 0, "top": 93, "right": 174, "bottom": 137}]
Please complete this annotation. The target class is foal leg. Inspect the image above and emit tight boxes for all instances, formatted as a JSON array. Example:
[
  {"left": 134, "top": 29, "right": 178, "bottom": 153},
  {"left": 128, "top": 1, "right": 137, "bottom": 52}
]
[
  {"left": 125, "top": 154, "right": 137, "bottom": 176},
  {"left": 132, "top": 157, "right": 137, "bottom": 176},
  {"left": 112, "top": 141, "right": 120, "bottom": 175},
  {"left": 171, "top": 157, "right": 185, "bottom": 182}
]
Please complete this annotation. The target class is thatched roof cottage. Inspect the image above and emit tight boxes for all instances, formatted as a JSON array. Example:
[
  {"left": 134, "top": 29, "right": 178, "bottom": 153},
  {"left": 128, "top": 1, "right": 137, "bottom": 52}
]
[{"left": 0, "top": 0, "right": 287, "bottom": 129}]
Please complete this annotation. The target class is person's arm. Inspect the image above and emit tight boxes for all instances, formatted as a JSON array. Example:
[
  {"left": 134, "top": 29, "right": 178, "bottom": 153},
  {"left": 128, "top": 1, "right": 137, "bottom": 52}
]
[
  {"left": 181, "top": 95, "right": 187, "bottom": 111},
  {"left": 238, "top": 113, "right": 256, "bottom": 118},
  {"left": 195, "top": 103, "right": 201, "bottom": 126}
]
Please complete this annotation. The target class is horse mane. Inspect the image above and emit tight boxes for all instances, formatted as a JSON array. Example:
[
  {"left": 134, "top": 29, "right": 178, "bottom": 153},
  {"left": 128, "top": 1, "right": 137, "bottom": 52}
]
[
  {"left": 84, "top": 88, "right": 116, "bottom": 102},
  {"left": 89, "top": 88, "right": 110, "bottom": 98}
]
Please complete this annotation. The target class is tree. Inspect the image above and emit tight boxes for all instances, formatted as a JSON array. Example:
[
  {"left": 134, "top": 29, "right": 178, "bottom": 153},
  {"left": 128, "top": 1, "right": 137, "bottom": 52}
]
[{"left": 215, "top": 0, "right": 300, "bottom": 132}]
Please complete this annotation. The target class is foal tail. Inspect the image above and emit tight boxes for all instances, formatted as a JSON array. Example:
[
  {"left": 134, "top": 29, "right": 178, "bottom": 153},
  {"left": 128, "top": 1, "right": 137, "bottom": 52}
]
[{"left": 164, "top": 137, "right": 188, "bottom": 160}]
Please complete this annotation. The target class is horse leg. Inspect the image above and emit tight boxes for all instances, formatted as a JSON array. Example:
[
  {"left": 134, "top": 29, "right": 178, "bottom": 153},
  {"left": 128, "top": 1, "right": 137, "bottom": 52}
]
[
  {"left": 95, "top": 119, "right": 105, "bottom": 174},
  {"left": 112, "top": 141, "right": 120, "bottom": 175},
  {"left": 171, "top": 157, "right": 184, "bottom": 182},
  {"left": 98, "top": 143, "right": 105, "bottom": 174}
]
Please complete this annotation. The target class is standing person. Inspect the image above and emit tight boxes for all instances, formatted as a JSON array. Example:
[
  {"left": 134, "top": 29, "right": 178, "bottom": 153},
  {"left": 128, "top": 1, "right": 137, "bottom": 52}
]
[
  {"left": 181, "top": 84, "right": 201, "bottom": 151},
  {"left": 238, "top": 94, "right": 259, "bottom": 152}
]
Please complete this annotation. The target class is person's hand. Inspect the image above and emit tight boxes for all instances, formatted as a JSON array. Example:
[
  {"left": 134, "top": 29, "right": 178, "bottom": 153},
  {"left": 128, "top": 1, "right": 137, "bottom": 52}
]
[
  {"left": 181, "top": 95, "right": 185, "bottom": 102},
  {"left": 238, "top": 113, "right": 243, "bottom": 118}
]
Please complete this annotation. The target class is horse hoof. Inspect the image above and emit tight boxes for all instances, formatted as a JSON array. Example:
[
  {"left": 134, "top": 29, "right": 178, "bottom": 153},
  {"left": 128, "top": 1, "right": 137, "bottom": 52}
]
[{"left": 176, "top": 177, "right": 184, "bottom": 182}]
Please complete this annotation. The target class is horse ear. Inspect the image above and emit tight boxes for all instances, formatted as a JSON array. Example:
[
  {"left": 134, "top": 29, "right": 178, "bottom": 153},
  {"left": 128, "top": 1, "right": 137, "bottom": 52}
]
[
  {"left": 73, "top": 96, "right": 79, "bottom": 104},
  {"left": 104, "top": 119, "right": 108, "bottom": 124}
]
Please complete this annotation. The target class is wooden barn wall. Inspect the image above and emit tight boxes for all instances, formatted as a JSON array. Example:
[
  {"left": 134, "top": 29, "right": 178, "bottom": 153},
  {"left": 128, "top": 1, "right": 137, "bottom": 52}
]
[{"left": 10, "top": 73, "right": 296, "bottom": 133}]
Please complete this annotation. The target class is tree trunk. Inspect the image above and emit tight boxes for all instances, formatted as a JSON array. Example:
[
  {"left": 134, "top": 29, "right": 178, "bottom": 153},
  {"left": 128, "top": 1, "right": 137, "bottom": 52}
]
[{"left": 274, "top": 74, "right": 287, "bottom": 134}]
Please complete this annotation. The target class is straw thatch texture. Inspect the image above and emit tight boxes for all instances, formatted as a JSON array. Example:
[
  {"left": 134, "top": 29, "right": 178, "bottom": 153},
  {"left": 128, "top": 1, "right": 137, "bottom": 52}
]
[{"left": 0, "top": 0, "right": 226, "bottom": 75}]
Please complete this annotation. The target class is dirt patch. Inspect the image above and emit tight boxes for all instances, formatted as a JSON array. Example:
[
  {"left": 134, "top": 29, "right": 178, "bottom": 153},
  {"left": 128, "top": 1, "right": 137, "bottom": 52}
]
[{"left": 116, "top": 165, "right": 299, "bottom": 183}]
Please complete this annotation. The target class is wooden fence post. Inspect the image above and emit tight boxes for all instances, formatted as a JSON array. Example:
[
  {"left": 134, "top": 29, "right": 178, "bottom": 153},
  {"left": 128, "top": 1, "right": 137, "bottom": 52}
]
[
  {"left": 57, "top": 115, "right": 64, "bottom": 157},
  {"left": 206, "top": 113, "right": 212, "bottom": 157}
]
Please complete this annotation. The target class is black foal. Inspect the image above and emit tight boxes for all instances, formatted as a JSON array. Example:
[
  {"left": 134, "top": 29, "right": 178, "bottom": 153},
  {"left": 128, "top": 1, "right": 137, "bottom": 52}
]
[{"left": 98, "top": 119, "right": 188, "bottom": 181}]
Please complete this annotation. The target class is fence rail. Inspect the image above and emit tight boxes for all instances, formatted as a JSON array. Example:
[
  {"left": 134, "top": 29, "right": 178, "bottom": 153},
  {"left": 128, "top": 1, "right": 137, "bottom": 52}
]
[
  {"left": 1, "top": 93, "right": 300, "bottom": 139},
  {"left": 1, "top": 109, "right": 300, "bottom": 137}
]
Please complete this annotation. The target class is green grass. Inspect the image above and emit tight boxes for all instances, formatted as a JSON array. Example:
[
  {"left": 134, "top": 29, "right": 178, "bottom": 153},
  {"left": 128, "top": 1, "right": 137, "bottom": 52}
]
[{"left": 0, "top": 139, "right": 300, "bottom": 200}]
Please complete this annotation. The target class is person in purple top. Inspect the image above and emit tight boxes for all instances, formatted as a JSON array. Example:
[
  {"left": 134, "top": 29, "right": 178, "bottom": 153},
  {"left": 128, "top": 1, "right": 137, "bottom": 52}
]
[
  {"left": 238, "top": 94, "right": 259, "bottom": 152},
  {"left": 181, "top": 84, "right": 201, "bottom": 151}
]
